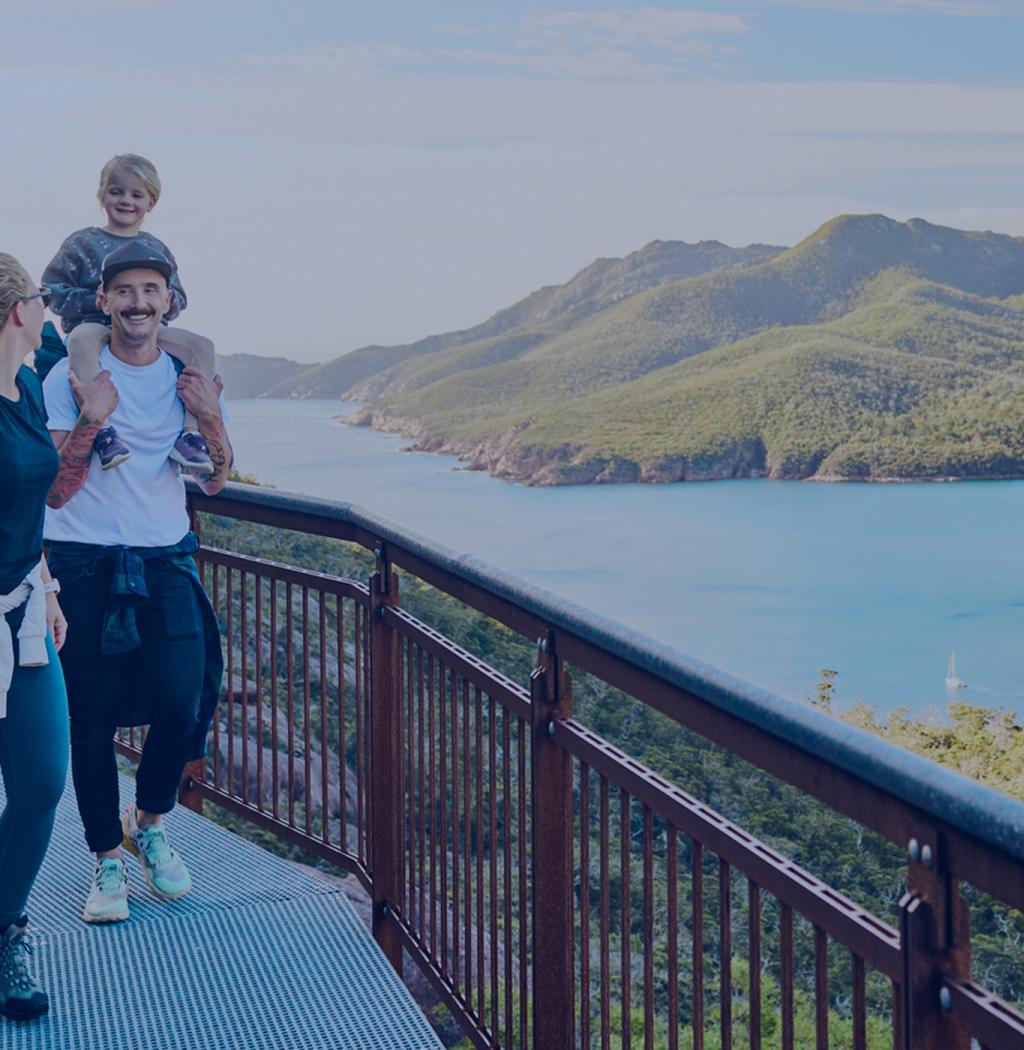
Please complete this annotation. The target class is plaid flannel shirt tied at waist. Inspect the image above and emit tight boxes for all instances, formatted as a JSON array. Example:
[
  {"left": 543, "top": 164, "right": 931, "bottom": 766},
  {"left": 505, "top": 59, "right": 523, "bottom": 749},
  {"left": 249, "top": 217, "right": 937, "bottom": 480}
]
[
  {"left": 46, "top": 531, "right": 223, "bottom": 760},
  {"left": 47, "top": 532, "right": 202, "bottom": 656}
]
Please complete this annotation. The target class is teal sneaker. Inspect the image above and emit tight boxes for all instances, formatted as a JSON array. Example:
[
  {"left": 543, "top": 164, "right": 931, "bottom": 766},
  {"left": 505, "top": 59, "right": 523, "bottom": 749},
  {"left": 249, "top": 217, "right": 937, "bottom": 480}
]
[
  {"left": 0, "top": 918, "right": 48, "bottom": 1021},
  {"left": 121, "top": 807, "right": 192, "bottom": 900},
  {"left": 83, "top": 856, "right": 129, "bottom": 924}
]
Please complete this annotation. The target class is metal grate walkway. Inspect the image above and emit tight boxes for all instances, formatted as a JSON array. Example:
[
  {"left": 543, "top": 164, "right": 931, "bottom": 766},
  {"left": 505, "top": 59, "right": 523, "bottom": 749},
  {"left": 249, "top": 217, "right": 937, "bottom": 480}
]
[{"left": 0, "top": 773, "right": 442, "bottom": 1050}]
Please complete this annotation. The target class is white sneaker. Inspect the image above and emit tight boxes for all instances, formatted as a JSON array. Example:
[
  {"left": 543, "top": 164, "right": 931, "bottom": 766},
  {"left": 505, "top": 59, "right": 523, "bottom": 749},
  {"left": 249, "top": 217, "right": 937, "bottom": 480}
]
[
  {"left": 83, "top": 856, "right": 129, "bottom": 924},
  {"left": 122, "top": 806, "right": 192, "bottom": 900}
]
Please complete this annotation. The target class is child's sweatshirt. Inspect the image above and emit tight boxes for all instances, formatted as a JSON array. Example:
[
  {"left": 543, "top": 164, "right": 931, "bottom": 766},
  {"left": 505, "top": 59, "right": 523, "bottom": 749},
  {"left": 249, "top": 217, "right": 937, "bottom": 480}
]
[{"left": 42, "top": 227, "right": 188, "bottom": 335}]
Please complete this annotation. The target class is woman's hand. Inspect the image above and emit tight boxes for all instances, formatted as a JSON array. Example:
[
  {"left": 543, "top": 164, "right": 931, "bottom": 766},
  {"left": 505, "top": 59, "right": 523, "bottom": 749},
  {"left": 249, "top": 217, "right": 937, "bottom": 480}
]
[{"left": 45, "top": 593, "right": 67, "bottom": 651}]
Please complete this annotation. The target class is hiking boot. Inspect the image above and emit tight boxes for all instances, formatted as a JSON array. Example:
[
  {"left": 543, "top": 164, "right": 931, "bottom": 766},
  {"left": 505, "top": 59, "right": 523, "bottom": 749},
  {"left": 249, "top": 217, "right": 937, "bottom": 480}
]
[
  {"left": 122, "top": 807, "right": 192, "bottom": 900},
  {"left": 83, "top": 856, "right": 129, "bottom": 924},
  {"left": 93, "top": 426, "right": 131, "bottom": 471},
  {"left": 0, "top": 918, "right": 47, "bottom": 1022},
  {"left": 169, "top": 431, "right": 213, "bottom": 474}
]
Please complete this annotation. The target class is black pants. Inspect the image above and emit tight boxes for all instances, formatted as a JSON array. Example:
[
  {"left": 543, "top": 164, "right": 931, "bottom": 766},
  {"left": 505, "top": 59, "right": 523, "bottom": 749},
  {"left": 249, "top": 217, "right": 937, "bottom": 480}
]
[{"left": 57, "top": 557, "right": 205, "bottom": 853}]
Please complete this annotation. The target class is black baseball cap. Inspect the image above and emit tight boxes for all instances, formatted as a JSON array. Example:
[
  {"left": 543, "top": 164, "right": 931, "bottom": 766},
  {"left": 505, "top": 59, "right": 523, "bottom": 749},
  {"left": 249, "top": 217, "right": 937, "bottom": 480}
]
[{"left": 101, "top": 241, "right": 173, "bottom": 287}]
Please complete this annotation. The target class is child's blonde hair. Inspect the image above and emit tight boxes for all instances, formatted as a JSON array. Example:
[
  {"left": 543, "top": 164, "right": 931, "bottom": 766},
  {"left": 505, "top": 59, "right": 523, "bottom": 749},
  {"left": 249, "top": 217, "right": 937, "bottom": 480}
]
[
  {"left": 97, "top": 154, "right": 162, "bottom": 206},
  {"left": 0, "top": 253, "right": 30, "bottom": 333}
]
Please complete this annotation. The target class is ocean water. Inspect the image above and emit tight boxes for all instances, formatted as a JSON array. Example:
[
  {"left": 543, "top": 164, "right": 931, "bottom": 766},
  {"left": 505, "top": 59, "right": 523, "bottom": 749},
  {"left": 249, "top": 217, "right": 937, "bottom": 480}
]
[{"left": 227, "top": 399, "right": 1024, "bottom": 717}]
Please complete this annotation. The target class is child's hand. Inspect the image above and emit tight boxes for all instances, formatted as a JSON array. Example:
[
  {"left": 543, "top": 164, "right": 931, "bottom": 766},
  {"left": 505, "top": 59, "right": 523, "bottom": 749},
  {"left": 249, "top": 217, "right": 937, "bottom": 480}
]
[
  {"left": 69, "top": 370, "right": 118, "bottom": 426},
  {"left": 177, "top": 367, "right": 223, "bottom": 427}
]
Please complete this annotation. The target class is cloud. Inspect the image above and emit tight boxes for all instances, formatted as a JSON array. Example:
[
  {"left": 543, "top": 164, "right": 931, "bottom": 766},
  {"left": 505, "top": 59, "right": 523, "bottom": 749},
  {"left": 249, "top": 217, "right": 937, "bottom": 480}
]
[
  {"left": 236, "top": 43, "right": 429, "bottom": 79},
  {"left": 494, "top": 7, "right": 754, "bottom": 78},
  {"left": 520, "top": 7, "right": 753, "bottom": 45},
  {"left": 433, "top": 46, "right": 688, "bottom": 81},
  {"left": 758, "top": 0, "right": 1021, "bottom": 15},
  {"left": 238, "top": 7, "right": 754, "bottom": 83}
]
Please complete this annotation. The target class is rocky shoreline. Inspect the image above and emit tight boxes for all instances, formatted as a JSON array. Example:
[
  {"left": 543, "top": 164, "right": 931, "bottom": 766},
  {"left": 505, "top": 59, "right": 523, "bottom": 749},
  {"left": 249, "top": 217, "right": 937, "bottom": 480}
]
[{"left": 341, "top": 408, "right": 1024, "bottom": 487}]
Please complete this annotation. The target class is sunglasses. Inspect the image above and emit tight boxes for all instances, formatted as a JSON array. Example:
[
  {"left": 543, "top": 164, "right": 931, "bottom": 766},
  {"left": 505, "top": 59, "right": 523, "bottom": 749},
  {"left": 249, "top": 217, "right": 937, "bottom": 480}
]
[{"left": 22, "top": 286, "right": 52, "bottom": 308}]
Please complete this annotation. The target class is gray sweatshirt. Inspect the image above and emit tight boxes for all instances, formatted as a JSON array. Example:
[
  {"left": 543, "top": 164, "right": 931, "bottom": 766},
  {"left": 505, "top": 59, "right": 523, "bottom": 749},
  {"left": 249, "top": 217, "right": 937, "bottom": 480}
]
[{"left": 42, "top": 227, "right": 187, "bottom": 334}]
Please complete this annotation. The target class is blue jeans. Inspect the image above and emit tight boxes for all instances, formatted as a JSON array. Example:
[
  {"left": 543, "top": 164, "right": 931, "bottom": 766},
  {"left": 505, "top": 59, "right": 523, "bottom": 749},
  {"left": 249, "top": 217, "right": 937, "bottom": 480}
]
[{"left": 0, "top": 615, "right": 69, "bottom": 928}]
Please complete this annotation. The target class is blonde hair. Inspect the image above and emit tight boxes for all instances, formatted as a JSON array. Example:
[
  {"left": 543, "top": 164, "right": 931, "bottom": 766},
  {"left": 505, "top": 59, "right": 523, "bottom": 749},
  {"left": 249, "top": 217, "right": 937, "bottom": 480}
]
[
  {"left": 0, "top": 253, "right": 30, "bottom": 334},
  {"left": 97, "top": 154, "right": 162, "bottom": 206}
]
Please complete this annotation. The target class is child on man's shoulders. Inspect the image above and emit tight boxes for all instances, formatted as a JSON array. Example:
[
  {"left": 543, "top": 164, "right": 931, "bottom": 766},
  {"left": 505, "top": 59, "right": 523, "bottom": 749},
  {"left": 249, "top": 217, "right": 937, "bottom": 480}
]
[{"left": 42, "top": 154, "right": 215, "bottom": 472}]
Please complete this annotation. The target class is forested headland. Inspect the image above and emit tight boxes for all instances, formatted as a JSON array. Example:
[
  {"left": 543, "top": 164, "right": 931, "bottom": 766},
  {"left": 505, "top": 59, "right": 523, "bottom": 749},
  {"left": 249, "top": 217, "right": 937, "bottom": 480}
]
[{"left": 222, "top": 215, "right": 1024, "bottom": 487}]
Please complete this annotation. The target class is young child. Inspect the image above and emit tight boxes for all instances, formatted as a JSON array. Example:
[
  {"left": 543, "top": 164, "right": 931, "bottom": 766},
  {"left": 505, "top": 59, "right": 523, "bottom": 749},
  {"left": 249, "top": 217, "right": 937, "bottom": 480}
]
[{"left": 42, "top": 154, "right": 215, "bottom": 472}]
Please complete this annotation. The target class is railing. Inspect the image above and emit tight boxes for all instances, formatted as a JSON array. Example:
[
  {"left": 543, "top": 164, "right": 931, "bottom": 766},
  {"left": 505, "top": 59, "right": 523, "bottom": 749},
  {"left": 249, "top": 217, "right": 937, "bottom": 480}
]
[{"left": 115, "top": 483, "right": 1024, "bottom": 1050}]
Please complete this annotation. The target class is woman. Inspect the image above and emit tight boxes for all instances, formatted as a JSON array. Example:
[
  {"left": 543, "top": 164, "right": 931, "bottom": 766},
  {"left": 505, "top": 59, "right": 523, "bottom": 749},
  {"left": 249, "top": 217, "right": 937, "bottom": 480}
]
[{"left": 0, "top": 253, "right": 69, "bottom": 1021}]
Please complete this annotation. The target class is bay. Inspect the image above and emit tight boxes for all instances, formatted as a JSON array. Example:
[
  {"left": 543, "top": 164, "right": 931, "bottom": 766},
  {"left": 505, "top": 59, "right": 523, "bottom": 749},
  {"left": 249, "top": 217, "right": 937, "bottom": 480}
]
[{"left": 227, "top": 399, "right": 1024, "bottom": 717}]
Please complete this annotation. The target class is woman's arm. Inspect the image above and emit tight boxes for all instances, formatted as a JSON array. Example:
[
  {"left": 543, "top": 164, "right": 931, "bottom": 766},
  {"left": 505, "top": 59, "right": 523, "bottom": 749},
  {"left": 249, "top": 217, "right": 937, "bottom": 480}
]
[{"left": 39, "top": 555, "right": 67, "bottom": 651}]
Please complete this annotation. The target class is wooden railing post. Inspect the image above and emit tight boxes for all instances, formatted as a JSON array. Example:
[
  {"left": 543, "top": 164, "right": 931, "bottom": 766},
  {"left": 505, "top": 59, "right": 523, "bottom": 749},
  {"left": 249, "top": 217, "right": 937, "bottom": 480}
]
[
  {"left": 899, "top": 829, "right": 971, "bottom": 1049},
  {"left": 531, "top": 630, "right": 574, "bottom": 1050},
  {"left": 369, "top": 545, "right": 403, "bottom": 975}
]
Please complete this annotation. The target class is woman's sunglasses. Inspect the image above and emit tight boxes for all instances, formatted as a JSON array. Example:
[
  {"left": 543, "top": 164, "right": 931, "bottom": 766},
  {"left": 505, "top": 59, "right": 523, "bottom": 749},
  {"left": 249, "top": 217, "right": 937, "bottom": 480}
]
[{"left": 22, "top": 287, "right": 52, "bottom": 308}]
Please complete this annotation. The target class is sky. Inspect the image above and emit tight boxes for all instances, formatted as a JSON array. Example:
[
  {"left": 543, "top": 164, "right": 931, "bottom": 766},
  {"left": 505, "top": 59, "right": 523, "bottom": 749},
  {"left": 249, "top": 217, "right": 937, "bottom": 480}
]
[{"left": 3, "top": 1, "right": 1023, "bottom": 363}]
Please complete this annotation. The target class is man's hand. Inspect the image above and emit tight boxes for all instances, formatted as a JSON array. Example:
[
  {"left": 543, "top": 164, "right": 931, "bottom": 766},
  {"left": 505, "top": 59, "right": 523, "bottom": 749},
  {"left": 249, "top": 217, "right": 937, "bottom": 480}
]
[
  {"left": 178, "top": 368, "right": 232, "bottom": 496},
  {"left": 69, "top": 370, "right": 118, "bottom": 426},
  {"left": 46, "top": 368, "right": 115, "bottom": 509},
  {"left": 45, "top": 593, "right": 68, "bottom": 651},
  {"left": 176, "top": 367, "right": 223, "bottom": 428}
]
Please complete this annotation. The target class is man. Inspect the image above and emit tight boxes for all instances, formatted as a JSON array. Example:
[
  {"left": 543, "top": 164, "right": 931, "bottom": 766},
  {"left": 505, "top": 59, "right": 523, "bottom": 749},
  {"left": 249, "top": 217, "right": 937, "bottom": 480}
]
[{"left": 43, "top": 241, "right": 229, "bottom": 923}]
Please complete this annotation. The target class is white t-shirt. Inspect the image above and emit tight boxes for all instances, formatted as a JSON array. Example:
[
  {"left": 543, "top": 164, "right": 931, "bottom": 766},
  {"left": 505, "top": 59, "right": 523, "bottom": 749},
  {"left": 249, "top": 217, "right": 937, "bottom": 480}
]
[{"left": 43, "top": 347, "right": 191, "bottom": 547}]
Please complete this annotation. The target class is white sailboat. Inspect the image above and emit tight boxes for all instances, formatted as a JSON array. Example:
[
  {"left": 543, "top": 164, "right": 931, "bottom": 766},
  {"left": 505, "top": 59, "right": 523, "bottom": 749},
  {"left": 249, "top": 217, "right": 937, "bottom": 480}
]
[{"left": 945, "top": 651, "right": 966, "bottom": 690}]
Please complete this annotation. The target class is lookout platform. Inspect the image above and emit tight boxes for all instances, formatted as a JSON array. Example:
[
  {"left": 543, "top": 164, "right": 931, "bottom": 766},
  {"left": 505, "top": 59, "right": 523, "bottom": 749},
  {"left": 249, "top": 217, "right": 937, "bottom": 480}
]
[
  {"left": 7, "top": 481, "right": 1023, "bottom": 1049},
  {"left": 1, "top": 772, "right": 442, "bottom": 1050}
]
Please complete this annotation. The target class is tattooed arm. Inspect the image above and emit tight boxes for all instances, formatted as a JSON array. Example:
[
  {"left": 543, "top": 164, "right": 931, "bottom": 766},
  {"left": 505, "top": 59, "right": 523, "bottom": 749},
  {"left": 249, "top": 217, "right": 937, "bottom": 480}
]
[
  {"left": 195, "top": 416, "right": 232, "bottom": 496},
  {"left": 47, "top": 421, "right": 100, "bottom": 508},
  {"left": 46, "top": 371, "right": 118, "bottom": 509},
  {"left": 177, "top": 366, "right": 232, "bottom": 496}
]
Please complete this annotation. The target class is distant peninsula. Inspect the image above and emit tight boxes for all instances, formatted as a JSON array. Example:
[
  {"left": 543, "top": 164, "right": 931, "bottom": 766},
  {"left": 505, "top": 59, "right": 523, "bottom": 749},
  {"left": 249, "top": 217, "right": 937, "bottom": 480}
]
[{"left": 224, "top": 216, "right": 1024, "bottom": 485}]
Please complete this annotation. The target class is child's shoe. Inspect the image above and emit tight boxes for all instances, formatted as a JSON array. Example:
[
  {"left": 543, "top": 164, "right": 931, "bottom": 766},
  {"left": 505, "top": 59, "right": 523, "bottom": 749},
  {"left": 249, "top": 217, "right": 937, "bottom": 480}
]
[
  {"left": 93, "top": 426, "right": 132, "bottom": 471},
  {"left": 169, "top": 431, "right": 213, "bottom": 474}
]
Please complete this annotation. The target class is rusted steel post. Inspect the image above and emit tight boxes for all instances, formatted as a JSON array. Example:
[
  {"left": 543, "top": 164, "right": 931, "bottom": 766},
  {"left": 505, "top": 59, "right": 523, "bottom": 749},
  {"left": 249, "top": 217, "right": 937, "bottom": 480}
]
[
  {"left": 369, "top": 545, "right": 403, "bottom": 975},
  {"left": 530, "top": 630, "right": 574, "bottom": 1050},
  {"left": 899, "top": 829, "right": 970, "bottom": 1049},
  {"left": 187, "top": 494, "right": 201, "bottom": 540},
  {"left": 177, "top": 759, "right": 205, "bottom": 814}
]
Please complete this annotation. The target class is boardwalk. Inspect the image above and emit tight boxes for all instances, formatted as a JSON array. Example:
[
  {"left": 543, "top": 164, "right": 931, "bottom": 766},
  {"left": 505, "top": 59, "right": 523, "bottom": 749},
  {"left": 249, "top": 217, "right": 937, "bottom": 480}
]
[{"left": 1, "top": 773, "right": 442, "bottom": 1050}]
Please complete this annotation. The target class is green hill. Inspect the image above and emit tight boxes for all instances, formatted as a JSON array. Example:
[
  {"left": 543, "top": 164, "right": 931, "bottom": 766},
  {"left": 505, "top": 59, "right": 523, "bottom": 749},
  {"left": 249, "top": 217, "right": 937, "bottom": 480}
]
[
  {"left": 344, "top": 215, "right": 1024, "bottom": 484},
  {"left": 217, "top": 353, "right": 310, "bottom": 398},
  {"left": 263, "top": 238, "right": 782, "bottom": 399}
]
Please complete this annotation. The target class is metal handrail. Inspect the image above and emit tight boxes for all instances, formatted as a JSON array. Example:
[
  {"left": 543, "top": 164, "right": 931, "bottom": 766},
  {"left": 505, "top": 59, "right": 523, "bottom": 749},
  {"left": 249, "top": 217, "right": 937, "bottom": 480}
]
[
  {"left": 191, "top": 481, "right": 1024, "bottom": 868},
  {"left": 172, "top": 480, "right": 1024, "bottom": 1048}
]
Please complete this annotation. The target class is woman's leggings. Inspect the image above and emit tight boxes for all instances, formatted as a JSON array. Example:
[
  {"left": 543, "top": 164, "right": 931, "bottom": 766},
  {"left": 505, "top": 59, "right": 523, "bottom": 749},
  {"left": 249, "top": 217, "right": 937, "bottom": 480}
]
[{"left": 0, "top": 623, "right": 69, "bottom": 928}]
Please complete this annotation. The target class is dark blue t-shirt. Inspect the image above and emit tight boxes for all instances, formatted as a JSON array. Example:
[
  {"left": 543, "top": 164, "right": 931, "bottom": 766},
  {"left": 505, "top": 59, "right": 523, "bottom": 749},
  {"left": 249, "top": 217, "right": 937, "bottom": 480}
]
[{"left": 0, "top": 365, "right": 60, "bottom": 594}]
